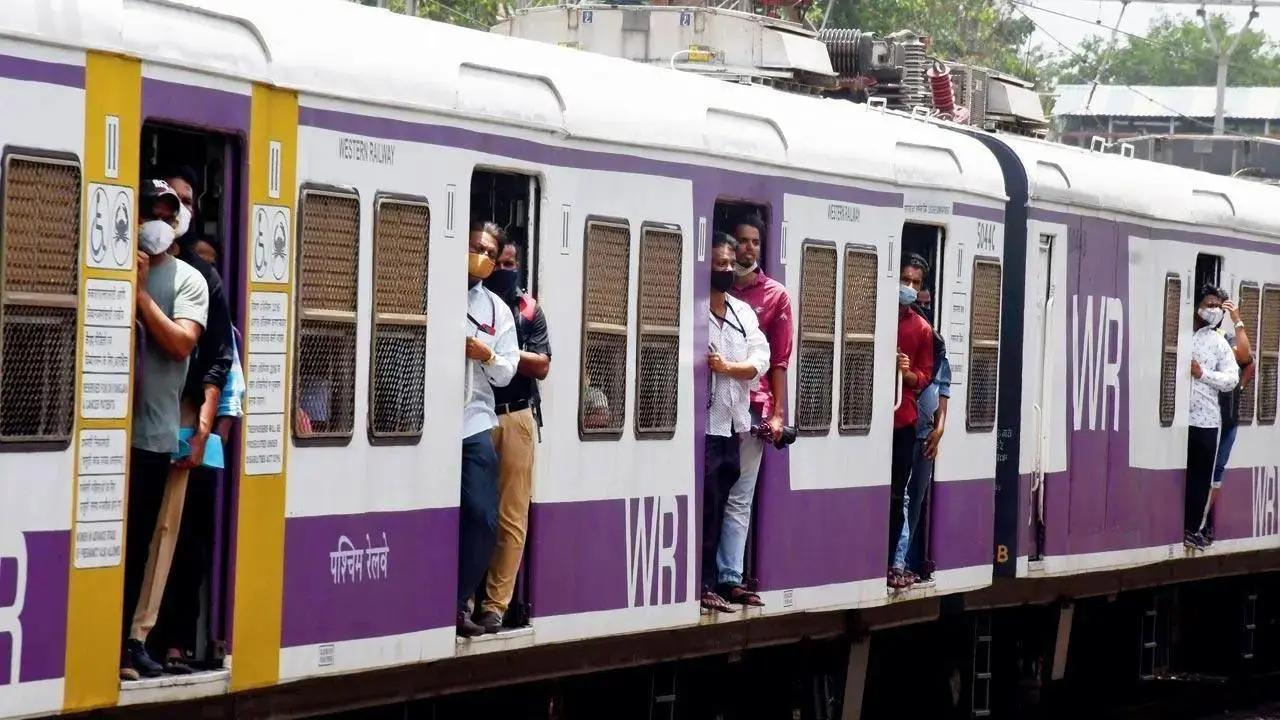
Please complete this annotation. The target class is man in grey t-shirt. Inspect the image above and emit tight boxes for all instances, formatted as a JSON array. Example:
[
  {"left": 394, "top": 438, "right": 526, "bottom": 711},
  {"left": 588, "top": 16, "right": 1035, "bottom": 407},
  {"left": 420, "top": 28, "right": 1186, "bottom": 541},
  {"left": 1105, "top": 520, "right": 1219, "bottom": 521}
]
[{"left": 120, "top": 192, "right": 209, "bottom": 681}]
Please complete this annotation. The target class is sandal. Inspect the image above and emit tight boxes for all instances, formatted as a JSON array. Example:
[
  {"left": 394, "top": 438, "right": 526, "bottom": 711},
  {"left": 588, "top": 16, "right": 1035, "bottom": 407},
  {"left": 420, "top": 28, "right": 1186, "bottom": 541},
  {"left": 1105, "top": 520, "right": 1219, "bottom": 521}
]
[
  {"left": 887, "top": 568, "right": 909, "bottom": 589},
  {"left": 164, "top": 653, "right": 193, "bottom": 675},
  {"left": 725, "top": 586, "right": 766, "bottom": 607},
  {"left": 701, "top": 590, "right": 737, "bottom": 613}
]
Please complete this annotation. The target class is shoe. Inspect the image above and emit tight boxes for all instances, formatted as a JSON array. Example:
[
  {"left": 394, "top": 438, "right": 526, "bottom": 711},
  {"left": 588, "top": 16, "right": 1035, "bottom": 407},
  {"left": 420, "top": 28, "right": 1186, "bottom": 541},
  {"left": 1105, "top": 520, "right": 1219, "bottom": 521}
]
[
  {"left": 477, "top": 611, "right": 504, "bottom": 634},
  {"left": 1183, "top": 532, "right": 1207, "bottom": 551},
  {"left": 119, "top": 666, "right": 140, "bottom": 682},
  {"left": 124, "top": 639, "right": 163, "bottom": 678},
  {"left": 1202, "top": 527, "right": 1216, "bottom": 544},
  {"left": 456, "top": 611, "right": 485, "bottom": 638},
  {"left": 164, "top": 651, "right": 194, "bottom": 675}
]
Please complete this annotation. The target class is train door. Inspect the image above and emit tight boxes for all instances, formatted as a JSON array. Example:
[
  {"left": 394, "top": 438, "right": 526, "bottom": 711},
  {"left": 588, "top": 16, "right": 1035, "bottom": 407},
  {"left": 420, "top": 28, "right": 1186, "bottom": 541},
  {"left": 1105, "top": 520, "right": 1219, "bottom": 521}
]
[
  {"left": 469, "top": 168, "right": 541, "bottom": 630},
  {"left": 129, "top": 122, "right": 243, "bottom": 674},
  {"left": 1029, "top": 231, "right": 1056, "bottom": 559},
  {"left": 712, "top": 199, "right": 770, "bottom": 590}
]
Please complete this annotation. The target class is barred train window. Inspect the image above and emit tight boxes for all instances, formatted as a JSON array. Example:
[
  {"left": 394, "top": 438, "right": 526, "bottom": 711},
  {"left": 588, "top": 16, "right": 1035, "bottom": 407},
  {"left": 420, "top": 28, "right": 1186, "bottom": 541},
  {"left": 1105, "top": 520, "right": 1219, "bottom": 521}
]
[
  {"left": 1259, "top": 285, "right": 1280, "bottom": 425},
  {"left": 966, "top": 259, "right": 1002, "bottom": 431},
  {"left": 579, "top": 220, "right": 630, "bottom": 437},
  {"left": 1158, "top": 274, "right": 1182, "bottom": 427},
  {"left": 1238, "top": 283, "right": 1261, "bottom": 425},
  {"left": 839, "top": 247, "right": 878, "bottom": 434},
  {"left": 795, "top": 243, "right": 837, "bottom": 434},
  {"left": 369, "top": 197, "right": 429, "bottom": 439},
  {"left": 635, "top": 225, "right": 681, "bottom": 437},
  {"left": 0, "top": 155, "right": 81, "bottom": 444},
  {"left": 294, "top": 189, "right": 359, "bottom": 440}
]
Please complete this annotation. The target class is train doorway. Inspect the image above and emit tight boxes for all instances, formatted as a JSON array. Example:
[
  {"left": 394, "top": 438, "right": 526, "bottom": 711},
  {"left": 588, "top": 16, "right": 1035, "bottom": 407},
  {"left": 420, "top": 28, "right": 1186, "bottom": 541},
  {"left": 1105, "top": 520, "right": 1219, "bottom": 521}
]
[
  {"left": 467, "top": 168, "right": 542, "bottom": 631},
  {"left": 122, "top": 122, "right": 243, "bottom": 680}
]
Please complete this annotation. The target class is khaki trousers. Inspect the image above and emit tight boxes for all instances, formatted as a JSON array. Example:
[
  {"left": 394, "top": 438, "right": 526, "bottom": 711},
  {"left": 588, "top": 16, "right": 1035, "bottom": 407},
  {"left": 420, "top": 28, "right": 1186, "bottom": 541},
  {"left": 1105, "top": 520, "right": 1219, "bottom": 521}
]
[
  {"left": 482, "top": 407, "right": 536, "bottom": 616},
  {"left": 128, "top": 400, "right": 196, "bottom": 642}
]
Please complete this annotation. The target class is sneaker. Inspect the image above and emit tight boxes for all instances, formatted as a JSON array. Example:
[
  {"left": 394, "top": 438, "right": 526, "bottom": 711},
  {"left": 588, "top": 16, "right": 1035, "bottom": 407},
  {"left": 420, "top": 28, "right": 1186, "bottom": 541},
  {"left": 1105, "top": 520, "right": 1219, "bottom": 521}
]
[
  {"left": 123, "top": 639, "right": 163, "bottom": 678},
  {"left": 476, "top": 611, "right": 504, "bottom": 634},
  {"left": 1183, "top": 532, "right": 1208, "bottom": 551},
  {"left": 456, "top": 611, "right": 485, "bottom": 638}
]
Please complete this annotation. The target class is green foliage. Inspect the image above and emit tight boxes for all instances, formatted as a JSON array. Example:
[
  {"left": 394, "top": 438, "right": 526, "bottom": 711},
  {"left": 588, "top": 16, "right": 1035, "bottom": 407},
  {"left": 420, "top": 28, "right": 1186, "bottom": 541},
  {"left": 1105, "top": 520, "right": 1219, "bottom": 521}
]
[{"left": 1054, "top": 13, "right": 1280, "bottom": 86}]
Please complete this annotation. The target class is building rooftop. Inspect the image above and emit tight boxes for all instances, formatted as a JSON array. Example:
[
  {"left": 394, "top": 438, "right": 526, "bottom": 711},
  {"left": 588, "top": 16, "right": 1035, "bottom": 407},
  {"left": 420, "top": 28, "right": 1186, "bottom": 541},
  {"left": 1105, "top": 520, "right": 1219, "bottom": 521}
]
[{"left": 1053, "top": 84, "right": 1280, "bottom": 120}]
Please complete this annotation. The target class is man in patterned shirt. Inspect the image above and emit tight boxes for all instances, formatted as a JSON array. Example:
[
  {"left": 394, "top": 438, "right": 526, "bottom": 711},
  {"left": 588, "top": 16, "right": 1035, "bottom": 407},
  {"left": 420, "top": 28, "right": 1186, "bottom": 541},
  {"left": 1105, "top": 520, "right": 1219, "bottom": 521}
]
[
  {"left": 703, "top": 233, "right": 770, "bottom": 613},
  {"left": 1185, "top": 285, "right": 1239, "bottom": 550}
]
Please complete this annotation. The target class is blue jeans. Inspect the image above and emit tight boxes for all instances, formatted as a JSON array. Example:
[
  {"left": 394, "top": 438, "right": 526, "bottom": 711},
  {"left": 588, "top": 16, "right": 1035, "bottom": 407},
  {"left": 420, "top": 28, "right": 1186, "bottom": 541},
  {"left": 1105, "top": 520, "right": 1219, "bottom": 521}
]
[
  {"left": 458, "top": 430, "right": 499, "bottom": 612},
  {"left": 1212, "top": 424, "right": 1237, "bottom": 490},
  {"left": 717, "top": 410, "right": 763, "bottom": 588},
  {"left": 893, "top": 442, "right": 933, "bottom": 572}
]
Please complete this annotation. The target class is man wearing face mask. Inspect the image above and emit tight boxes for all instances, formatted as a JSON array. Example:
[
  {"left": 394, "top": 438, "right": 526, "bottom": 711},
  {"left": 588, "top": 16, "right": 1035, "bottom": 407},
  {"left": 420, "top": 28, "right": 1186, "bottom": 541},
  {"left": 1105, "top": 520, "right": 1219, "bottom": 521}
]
[
  {"left": 1184, "top": 285, "right": 1240, "bottom": 550},
  {"left": 457, "top": 222, "right": 520, "bottom": 637},
  {"left": 121, "top": 182, "right": 209, "bottom": 680},
  {"left": 474, "top": 235, "right": 551, "bottom": 633},
  {"left": 703, "top": 233, "right": 770, "bottom": 613},
  {"left": 145, "top": 169, "right": 235, "bottom": 673},
  {"left": 722, "top": 212, "right": 792, "bottom": 607},
  {"left": 888, "top": 254, "right": 934, "bottom": 588}
]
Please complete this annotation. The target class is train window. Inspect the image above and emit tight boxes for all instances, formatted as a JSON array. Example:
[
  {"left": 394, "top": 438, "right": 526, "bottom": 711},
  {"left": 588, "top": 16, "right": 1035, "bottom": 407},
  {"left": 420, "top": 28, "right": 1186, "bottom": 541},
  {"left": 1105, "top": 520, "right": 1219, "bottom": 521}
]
[
  {"left": 634, "top": 223, "right": 681, "bottom": 438},
  {"left": 1158, "top": 274, "right": 1182, "bottom": 427},
  {"left": 293, "top": 187, "right": 360, "bottom": 441},
  {"left": 966, "top": 258, "right": 1002, "bottom": 431},
  {"left": 369, "top": 196, "right": 429, "bottom": 441},
  {"left": 838, "top": 246, "right": 878, "bottom": 435},
  {"left": 795, "top": 242, "right": 837, "bottom": 434},
  {"left": 1259, "top": 285, "right": 1280, "bottom": 425},
  {"left": 0, "top": 154, "right": 80, "bottom": 445},
  {"left": 1238, "top": 282, "right": 1261, "bottom": 425},
  {"left": 579, "top": 219, "right": 630, "bottom": 438}
]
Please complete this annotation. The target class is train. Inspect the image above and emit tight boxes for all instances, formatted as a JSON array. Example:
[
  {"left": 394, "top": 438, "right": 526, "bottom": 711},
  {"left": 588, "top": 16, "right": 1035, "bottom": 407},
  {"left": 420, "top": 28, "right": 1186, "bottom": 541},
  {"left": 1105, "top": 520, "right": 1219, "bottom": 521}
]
[{"left": 0, "top": 0, "right": 1278, "bottom": 717}]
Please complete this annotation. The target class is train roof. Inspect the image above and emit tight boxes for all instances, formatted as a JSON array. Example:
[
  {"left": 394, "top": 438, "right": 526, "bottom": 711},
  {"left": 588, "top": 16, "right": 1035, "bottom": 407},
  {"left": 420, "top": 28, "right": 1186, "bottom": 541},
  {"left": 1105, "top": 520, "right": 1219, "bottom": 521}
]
[
  {"left": 1, "top": 0, "right": 1006, "bottom": 204},
  {"left": 992, "top": 132, "right": 1280, "bottom": 240}
]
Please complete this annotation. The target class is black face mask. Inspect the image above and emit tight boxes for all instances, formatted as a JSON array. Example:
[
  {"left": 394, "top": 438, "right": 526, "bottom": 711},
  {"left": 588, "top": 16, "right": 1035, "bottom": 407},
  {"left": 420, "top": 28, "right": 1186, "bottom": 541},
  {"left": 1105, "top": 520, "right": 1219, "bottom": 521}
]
[
  {"left": 484, "top": 268, "right": 519, "bottom": 303},
  {"left": 710, "top": 269, "right": 734, "bottom": 293}
]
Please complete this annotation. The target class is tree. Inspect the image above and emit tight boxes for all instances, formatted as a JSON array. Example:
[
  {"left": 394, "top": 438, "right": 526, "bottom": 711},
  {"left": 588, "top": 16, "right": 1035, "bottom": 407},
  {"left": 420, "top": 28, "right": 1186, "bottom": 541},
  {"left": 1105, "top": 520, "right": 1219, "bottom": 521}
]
[
  {"left": 1054, "top": 13, "right": 1280, "bottom": 86},
  {"left": 807, "top": 0, "right": 1056, "bottom": 86}
]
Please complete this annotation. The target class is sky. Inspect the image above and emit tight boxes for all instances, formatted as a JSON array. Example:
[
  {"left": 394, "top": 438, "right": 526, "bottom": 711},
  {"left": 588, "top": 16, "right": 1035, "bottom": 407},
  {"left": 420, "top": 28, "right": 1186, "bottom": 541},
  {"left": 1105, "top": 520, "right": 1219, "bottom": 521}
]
[{"left": 1019, "top": 0, "right": 1280, "bottom": 66}]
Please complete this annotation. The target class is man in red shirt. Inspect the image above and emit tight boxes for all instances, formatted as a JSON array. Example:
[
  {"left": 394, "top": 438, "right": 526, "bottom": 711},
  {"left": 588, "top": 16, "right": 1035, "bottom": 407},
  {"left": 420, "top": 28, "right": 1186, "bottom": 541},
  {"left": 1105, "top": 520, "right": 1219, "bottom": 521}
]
[
  {"left": 888, "top": 253, "right": 934, "bottom": 588},
  {"left": 717, "top": 212, "right": 793, "bottom": 607}
]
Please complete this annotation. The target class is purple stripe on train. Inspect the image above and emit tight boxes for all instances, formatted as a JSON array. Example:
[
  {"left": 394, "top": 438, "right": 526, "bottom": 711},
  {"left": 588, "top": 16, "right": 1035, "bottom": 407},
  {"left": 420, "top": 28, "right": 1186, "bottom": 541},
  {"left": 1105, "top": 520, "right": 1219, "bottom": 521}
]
[
  {"left": 280, "top": 508, "right": 455, "bottom": 647},
  {"left": 0, "top": 531, "right": 69, "bottom": 684},
  {"left": 0, "top": 52, "right": 84, "bottom": 89}
]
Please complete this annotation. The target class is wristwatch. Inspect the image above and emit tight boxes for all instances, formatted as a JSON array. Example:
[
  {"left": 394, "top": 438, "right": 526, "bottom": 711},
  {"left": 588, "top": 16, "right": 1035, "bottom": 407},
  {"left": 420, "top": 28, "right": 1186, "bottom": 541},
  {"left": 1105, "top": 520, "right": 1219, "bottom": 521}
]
[{"left": 1235, "top": 320, "right": 1246, "bottom": 329}]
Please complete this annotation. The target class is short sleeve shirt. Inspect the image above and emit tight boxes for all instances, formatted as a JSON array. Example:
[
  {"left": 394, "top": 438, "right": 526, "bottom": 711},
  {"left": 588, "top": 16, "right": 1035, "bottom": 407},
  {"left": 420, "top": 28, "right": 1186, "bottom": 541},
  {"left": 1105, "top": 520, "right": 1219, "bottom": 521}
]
[{"left": 133, "top": 256, "right": 209, "bottom": 453}]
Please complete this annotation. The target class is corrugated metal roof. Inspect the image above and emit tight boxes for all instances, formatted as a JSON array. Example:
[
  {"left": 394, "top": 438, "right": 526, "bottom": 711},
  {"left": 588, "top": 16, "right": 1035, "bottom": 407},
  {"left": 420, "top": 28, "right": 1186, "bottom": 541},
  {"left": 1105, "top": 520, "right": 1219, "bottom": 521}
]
[{"left": 1053, "top": 84, "right": 1280, "bottom": 120}]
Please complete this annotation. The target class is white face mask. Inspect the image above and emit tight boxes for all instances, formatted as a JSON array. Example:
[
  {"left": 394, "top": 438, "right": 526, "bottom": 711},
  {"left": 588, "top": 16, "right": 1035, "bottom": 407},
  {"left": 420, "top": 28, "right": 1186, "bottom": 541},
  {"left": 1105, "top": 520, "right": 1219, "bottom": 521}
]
[
  {"left": 734, "top": 261, "right": 757, "bottom": 278},
  {"left": 139, "top": 219, "right": 175, "bottom": 256},
  {"left": 1197, "top": 307, "right": 1224, "bottom": 327},
  {"left": 175, "top": 203, "right": 191, "bottom": 238}
]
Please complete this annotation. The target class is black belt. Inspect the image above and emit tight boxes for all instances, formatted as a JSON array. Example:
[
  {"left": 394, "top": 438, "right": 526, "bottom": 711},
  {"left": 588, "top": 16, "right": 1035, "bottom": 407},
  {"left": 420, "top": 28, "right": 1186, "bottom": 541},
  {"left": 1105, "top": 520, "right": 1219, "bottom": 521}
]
[{"left": 495, "top": 398, "right": 533, "bottom": 416}]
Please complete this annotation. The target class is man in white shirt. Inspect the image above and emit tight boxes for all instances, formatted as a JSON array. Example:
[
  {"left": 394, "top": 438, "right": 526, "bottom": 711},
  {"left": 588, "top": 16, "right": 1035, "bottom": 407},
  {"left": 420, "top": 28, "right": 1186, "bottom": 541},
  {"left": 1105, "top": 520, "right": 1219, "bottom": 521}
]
[
  {"left": 457, "top": 222, "right": 519, "bottom": 636},
  {"left": 1185, "top": 285, "right": 1239, "bottom": 550},
  {"left": 702, "top": 233, "right": 770, "bottom": 613}
]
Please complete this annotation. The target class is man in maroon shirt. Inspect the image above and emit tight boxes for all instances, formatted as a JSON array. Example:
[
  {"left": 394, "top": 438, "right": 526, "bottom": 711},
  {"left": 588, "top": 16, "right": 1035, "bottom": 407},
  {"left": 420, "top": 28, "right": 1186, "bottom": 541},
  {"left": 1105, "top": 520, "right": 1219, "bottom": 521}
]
[
  {"left": 716, "top": 212, "right": 793, "bottom": 607},
  {"left": 888, "top": 253, "right": 934, "bottom": 588}
]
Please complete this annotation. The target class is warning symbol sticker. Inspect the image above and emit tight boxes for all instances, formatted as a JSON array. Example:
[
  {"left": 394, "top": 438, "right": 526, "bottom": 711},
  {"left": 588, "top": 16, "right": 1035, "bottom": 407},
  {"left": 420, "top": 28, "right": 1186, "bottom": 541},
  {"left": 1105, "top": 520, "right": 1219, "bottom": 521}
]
[
  {"left": 85, "top": 183, "right": 135, "bottom": 271},
  {"left": 251, "top": 204, "right": 291, "bottom": 285}
]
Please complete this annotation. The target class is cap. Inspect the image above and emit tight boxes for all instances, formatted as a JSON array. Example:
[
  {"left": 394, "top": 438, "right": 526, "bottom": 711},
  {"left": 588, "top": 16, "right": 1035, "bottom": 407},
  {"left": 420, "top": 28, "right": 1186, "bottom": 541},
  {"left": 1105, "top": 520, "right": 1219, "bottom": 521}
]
[{"left": 140, "top": 179, "right": 180, "bottom": 220}]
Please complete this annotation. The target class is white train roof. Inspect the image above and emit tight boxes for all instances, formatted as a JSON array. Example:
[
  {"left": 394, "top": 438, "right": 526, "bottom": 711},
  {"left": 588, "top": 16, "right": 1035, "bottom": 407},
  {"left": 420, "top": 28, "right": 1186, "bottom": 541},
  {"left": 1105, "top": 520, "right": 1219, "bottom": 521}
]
[
  {"left": 1, "top": 0, "right": 1006, "bottom": 204},
  {"left": 996, "top": 132, "right": 1280, "bottom": 240}
]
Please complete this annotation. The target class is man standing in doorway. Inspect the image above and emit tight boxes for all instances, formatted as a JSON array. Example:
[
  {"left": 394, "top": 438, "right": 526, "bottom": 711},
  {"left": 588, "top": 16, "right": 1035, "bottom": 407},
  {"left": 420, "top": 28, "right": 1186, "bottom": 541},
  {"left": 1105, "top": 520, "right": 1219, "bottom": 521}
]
[
  {"left": 1185, "top": 285, "right": 1239, "bottom": 550},
  {"left": 720, "top": 212, "right": 792, "bottom": 607},
  {"left": 457, "top": 222, "right": 520, "bottom": 637},
  {"left": 888, "top": 254, "right": 934, "bottom": 588},
  {"left": 477, "top": 236, "right": 552, "bottom": 633},
  {"left": 704, "top": 233, "right": 770, "bottom": 613}
]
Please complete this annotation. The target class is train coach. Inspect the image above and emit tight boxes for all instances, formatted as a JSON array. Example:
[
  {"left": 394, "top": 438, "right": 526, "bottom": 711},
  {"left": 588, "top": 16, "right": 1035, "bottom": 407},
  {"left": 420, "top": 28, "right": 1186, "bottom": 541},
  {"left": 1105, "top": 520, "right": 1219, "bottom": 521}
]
[{"left": 0, "top": 1, "right": 1277, "bottom": 717}]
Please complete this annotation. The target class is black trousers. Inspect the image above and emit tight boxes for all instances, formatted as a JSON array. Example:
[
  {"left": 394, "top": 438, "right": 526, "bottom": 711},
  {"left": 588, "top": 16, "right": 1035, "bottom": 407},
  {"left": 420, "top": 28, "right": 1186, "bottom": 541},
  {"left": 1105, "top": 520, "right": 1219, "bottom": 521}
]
[
  {"left": 702, "top": 435, "right": 740, "bottom": 591},
  {"left": 155, "top": 466, "right": 215, "bottom": 654},
  {"left": 1186, "top": 427, "right": 1219, "bottom": 534},
  {"left": 122, "top": 448, "right": 171, "bottom": 645},
  {"left": 887, "top": 426, "right": 918, "bottom": 566}
]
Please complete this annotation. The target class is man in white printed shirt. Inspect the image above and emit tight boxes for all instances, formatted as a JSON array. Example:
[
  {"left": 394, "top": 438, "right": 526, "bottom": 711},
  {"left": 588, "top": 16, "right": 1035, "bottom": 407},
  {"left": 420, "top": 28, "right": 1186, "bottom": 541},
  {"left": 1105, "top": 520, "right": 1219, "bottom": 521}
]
[
  {"left": 702, "top": 233, "right": 770, "bottom": 613},
  {"left": 457, "top": 222, "right": 520, "bottom": 637},
  {"left": 1185, "top": 284, "right": 1240, "bottom": 550}
]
